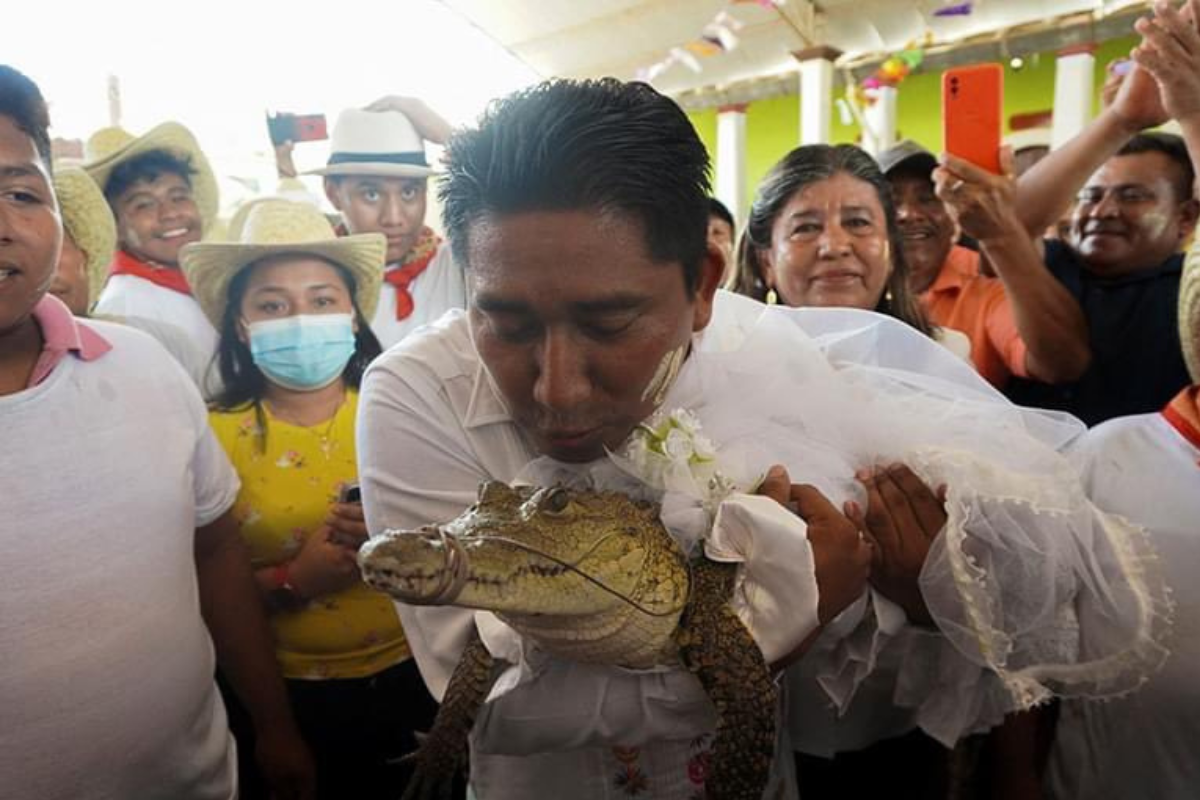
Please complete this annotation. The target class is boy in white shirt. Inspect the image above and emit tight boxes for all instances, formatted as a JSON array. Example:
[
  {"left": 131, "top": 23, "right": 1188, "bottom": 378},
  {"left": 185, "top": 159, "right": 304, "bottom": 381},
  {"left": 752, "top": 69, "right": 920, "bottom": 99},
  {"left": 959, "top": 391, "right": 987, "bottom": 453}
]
[
  {"left": 311, "top": 99, "right": 466, "bottom": 349},
  {"left": 0, "top": 64, "right": 313, "bottom": 800},
  {"left": 85, "top": 119, "right": 221, "bottom": 392}
]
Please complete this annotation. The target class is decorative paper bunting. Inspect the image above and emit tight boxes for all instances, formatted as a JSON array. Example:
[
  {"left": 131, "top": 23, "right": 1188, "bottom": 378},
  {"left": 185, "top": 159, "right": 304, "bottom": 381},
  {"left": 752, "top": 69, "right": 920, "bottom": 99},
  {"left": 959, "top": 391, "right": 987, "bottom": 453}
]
[
  {"left": 846, "top": 35, "right": 930, "bottom": 113},
  {"left": 686, "top": 39, "right": 724, "bottom": 58},
  {"left": 879, "top": 57, "right": 909, "bottom": 82},
  {"left": 636, "top": 4, "right": 754, "bottom": 83},
  {"left": 934, "top": 2, "right": 974, "bottom": 16},
  {"left": 637, "top": 60, "right": 670, "bottom": 82},
  {"left": 705, "top": 11, "right": 743, "bottom": 51},
  {"left": 671, "top": 47, "right": 703, "bottom": 73}
]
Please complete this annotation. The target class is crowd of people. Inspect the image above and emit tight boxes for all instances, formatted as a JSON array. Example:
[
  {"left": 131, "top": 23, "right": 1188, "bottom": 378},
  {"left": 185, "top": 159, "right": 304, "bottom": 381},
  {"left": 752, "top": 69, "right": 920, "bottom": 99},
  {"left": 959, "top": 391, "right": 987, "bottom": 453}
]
[{"left": 2, "top": 2, "right": 1199, "bottom": 799}]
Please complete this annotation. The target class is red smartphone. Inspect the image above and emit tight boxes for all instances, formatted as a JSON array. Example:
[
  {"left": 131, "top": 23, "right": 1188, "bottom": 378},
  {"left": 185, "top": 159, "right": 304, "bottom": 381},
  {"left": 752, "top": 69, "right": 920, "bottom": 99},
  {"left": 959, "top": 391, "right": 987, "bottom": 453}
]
[
  {"left": 942, "top": 64, "right": 1003, "bottom": 174},
  {"left": 266, "top": 112, "right": 328, "bottom": 146}
]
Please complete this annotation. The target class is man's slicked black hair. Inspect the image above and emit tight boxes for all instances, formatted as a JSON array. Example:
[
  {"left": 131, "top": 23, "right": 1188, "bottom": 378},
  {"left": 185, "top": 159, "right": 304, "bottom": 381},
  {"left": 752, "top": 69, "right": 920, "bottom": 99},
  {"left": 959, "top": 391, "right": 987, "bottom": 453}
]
[
  {"left": 103, "top": 149, "right": 195, "bottom": 205},
  {"left": 439, "top": 78, "right": 712, "bottom": 293},
  {"left": 1116, "top": 132, "right": 1197, "bottom": 202},
  {"left": 0, "top": 65, "right": 52, "bottom": 171}
]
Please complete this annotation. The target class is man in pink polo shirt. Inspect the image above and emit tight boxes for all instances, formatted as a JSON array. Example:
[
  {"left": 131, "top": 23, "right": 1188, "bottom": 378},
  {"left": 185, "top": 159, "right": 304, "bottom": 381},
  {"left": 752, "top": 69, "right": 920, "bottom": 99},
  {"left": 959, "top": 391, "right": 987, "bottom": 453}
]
[{"left": 0, "top": 64, "right": 314, "bottom": 800}]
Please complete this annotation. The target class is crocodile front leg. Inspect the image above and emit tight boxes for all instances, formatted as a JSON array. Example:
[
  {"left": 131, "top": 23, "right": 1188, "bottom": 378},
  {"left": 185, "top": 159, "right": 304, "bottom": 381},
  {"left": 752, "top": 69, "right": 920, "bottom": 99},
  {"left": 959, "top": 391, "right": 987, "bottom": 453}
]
[
  {"left": 402, "top": 628, "right": 498, "bottom": 800},
  {"left": 676, "top": 558, "right": 778, "bottom": 800}
]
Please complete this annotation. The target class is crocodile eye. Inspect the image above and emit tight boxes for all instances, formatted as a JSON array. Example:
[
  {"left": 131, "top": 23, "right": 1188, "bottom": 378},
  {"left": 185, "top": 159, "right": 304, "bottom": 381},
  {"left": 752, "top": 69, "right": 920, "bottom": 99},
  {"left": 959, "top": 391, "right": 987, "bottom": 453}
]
[{"left": 540, "top": 487, "right": 571, "bottom": 514}]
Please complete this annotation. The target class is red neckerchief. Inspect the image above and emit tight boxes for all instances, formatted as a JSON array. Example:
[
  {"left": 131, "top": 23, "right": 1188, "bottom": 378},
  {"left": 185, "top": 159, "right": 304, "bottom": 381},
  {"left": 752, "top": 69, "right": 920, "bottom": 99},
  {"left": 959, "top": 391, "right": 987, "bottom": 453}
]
[
  {"left": 383, "top": 228, "right": 440, "bottom": 320},
  {"left": 1162, "top": 385, "right": 1200, "bottom": 451},
  {"left": 109, "top": 250, "right": 192, "bottom": 296}
]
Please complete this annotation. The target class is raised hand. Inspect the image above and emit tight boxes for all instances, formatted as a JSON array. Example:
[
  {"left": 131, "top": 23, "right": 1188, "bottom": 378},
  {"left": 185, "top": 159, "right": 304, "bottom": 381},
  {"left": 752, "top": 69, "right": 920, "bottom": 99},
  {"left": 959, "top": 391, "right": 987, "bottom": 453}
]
[
  {"left": 934, "top": 147, "right": 1023, "bottom": 244},
  {"left": 1132, "top": 0, "right": 1200, "bottom": 123},
  {"left": 363, "top": 96, "right": 453, "bottom": 144},
  {"left": 1108, "top": 50, "right": 1170, "bottom": 132}
]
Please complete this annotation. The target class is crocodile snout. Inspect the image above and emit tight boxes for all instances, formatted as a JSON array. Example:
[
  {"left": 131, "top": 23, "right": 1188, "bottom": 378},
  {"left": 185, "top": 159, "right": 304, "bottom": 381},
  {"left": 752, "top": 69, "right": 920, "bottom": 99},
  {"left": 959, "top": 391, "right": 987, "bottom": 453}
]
[{"left": 359, "top": 527, "right": 464, "bottom": 604}]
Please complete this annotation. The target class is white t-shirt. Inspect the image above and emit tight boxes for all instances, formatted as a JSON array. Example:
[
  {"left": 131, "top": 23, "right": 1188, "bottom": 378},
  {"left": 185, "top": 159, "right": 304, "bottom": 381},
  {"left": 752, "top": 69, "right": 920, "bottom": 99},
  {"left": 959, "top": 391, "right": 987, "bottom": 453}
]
[
  {"left": 369, "top": 244, "right": 467, "bottom": 350},
  {"left": 94, "top": 273, "right": 219, "bottom": 384},
  {"left": 0, "top": 321, "right": 240, "bottom": 800},
  {"left": 1049, "top": 411, "right": 1200, "bottom": 800},
  {"left": 93, "top": 313, "right": 222, "bottom": 398}
]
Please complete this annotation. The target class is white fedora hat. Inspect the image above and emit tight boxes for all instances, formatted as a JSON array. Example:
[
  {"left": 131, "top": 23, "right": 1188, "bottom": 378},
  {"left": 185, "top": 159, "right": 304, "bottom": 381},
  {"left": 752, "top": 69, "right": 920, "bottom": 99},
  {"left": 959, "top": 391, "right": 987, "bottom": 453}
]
[{"left": 307, "top": 108, "right": 436, "bottom": 179}]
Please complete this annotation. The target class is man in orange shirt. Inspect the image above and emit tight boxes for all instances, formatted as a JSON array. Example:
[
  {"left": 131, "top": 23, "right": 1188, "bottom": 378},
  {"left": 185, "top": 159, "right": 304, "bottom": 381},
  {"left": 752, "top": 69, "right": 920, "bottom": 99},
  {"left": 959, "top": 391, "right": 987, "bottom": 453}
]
[{"left": 878, "top": 141, "right": 1090, "bottom": 388}]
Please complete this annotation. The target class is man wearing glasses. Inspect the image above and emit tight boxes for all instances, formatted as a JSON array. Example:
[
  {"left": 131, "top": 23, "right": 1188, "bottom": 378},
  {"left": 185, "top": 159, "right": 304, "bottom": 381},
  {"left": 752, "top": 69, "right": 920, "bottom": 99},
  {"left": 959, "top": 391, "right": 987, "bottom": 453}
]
[{"left": 1008, "top": 48, "right": 1200, "bottom": 424}]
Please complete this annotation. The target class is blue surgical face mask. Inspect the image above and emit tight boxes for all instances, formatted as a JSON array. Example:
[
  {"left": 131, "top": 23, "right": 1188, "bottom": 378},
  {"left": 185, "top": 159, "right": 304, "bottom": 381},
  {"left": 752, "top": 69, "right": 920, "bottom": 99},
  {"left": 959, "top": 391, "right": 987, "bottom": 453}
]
[{"left": 246, "top": 313, "right": 356, "bottom": 391}]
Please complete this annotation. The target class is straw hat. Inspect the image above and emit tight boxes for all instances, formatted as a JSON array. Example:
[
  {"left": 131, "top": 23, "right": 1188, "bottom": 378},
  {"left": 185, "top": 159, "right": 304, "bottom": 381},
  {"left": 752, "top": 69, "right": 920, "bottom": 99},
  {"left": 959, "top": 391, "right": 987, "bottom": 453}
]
[
  {"left": 181, "top": 199, "right": 385, "bottom": 328},
  {"left": 306, "top": 108, "right": 436, "bottom": 178},
  {"left": 84, "top": 121, "right": 220, "bottom": 229},
  {"left": 224, "top": 196, "right": 275, "bottom": 244},
  {"left": 52, "top": 167, "right": 117, "bottom": 307},
  {"left": 84, "top": 126, "right": 134, "bottom": 162},
  {"left": 1180, "top": 242, "right": 1200, "bottom": 383}
]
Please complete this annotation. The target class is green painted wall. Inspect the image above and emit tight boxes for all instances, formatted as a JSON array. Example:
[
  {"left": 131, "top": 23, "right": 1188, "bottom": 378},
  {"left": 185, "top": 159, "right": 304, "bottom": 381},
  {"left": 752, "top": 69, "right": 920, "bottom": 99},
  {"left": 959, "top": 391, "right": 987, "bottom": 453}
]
[
  {"left": 691, "top": 107, "right": 718, "bottom": 162},
  {"left": 746, "top": 95, "right": 800, "bottom": 205},
  {"left": 689, "top": 35, "right": 1137, "bottom": 220}
]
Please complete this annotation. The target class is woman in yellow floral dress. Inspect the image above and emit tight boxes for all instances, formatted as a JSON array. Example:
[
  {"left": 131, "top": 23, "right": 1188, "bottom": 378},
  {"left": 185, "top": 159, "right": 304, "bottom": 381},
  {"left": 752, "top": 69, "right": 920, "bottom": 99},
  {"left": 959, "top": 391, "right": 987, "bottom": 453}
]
[{"left": 181, "top": 199, "right": 440, "bottom": 799}]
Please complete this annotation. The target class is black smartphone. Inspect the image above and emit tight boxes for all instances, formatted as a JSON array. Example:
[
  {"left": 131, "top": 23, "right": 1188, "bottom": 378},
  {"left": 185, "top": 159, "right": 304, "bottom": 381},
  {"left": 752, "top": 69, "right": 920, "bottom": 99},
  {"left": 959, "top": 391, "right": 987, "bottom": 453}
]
[{"left": 339, "top": 483, "right": 362, "bottom": 504}]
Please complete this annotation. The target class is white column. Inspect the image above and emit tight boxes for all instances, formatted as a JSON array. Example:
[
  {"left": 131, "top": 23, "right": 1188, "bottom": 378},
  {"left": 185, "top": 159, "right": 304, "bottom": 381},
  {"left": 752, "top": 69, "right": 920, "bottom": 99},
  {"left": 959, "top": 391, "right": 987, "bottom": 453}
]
[
  {"left": 793, "top": 47, "right": 842, "bottom": 145},
  {"left": 1052, "top": 45, "right": 1096, "bottom": 150},
  {"left": 106, "top": 74, "right": 122, "bottom": 127},
  {"left": 799, "top": 59, "right": 833, "bottom": 144},
  {"left": 716, "top": 103, "right": 748, "bottom": 223},
  {"left": 861, "top": 86, "right": 898, "bottom": 156}
]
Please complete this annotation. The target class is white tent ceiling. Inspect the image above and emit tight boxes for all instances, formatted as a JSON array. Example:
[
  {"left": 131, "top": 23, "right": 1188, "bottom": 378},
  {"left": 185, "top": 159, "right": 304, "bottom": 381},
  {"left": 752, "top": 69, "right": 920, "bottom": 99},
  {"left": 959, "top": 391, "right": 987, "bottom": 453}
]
[{"left": 439, "top": 0, "right": 1147, "bottom": 97}]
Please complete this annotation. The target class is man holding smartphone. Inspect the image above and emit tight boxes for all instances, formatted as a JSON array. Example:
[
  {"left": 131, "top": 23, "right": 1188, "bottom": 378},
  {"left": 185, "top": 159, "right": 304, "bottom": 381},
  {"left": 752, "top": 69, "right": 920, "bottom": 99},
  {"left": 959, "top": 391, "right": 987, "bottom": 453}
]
[
  {"left": 309, "top": 97, "right": 466, "bottom": 350},
  {"left": 878, "top": 139, "right": 1091, "bottom": 390},
  {"left": 1005, "top": 0, "right": 1200, "bottom": 426}
]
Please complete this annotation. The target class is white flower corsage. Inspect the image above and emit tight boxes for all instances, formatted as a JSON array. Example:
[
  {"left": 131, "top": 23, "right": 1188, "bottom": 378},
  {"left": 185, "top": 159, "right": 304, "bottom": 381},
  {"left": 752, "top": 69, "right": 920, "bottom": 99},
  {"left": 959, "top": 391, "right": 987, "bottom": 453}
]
[{"left": 617, "top": 408, "right": 740, "bottom": 517}]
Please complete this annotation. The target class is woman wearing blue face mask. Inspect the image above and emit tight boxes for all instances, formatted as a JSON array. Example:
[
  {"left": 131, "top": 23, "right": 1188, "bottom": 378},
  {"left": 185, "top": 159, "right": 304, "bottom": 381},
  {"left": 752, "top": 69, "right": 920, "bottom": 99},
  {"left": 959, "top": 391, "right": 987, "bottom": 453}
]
[{"left": 182, "top": 199, "right": 445, "bottom": 799}]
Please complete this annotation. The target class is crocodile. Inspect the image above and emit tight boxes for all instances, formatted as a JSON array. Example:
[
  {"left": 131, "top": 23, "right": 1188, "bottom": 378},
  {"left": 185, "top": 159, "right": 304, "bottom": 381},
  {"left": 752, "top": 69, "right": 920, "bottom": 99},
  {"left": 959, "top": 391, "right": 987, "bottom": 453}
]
[{"left": 359, "top": 481, "right": 777, "bottom": 800}]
